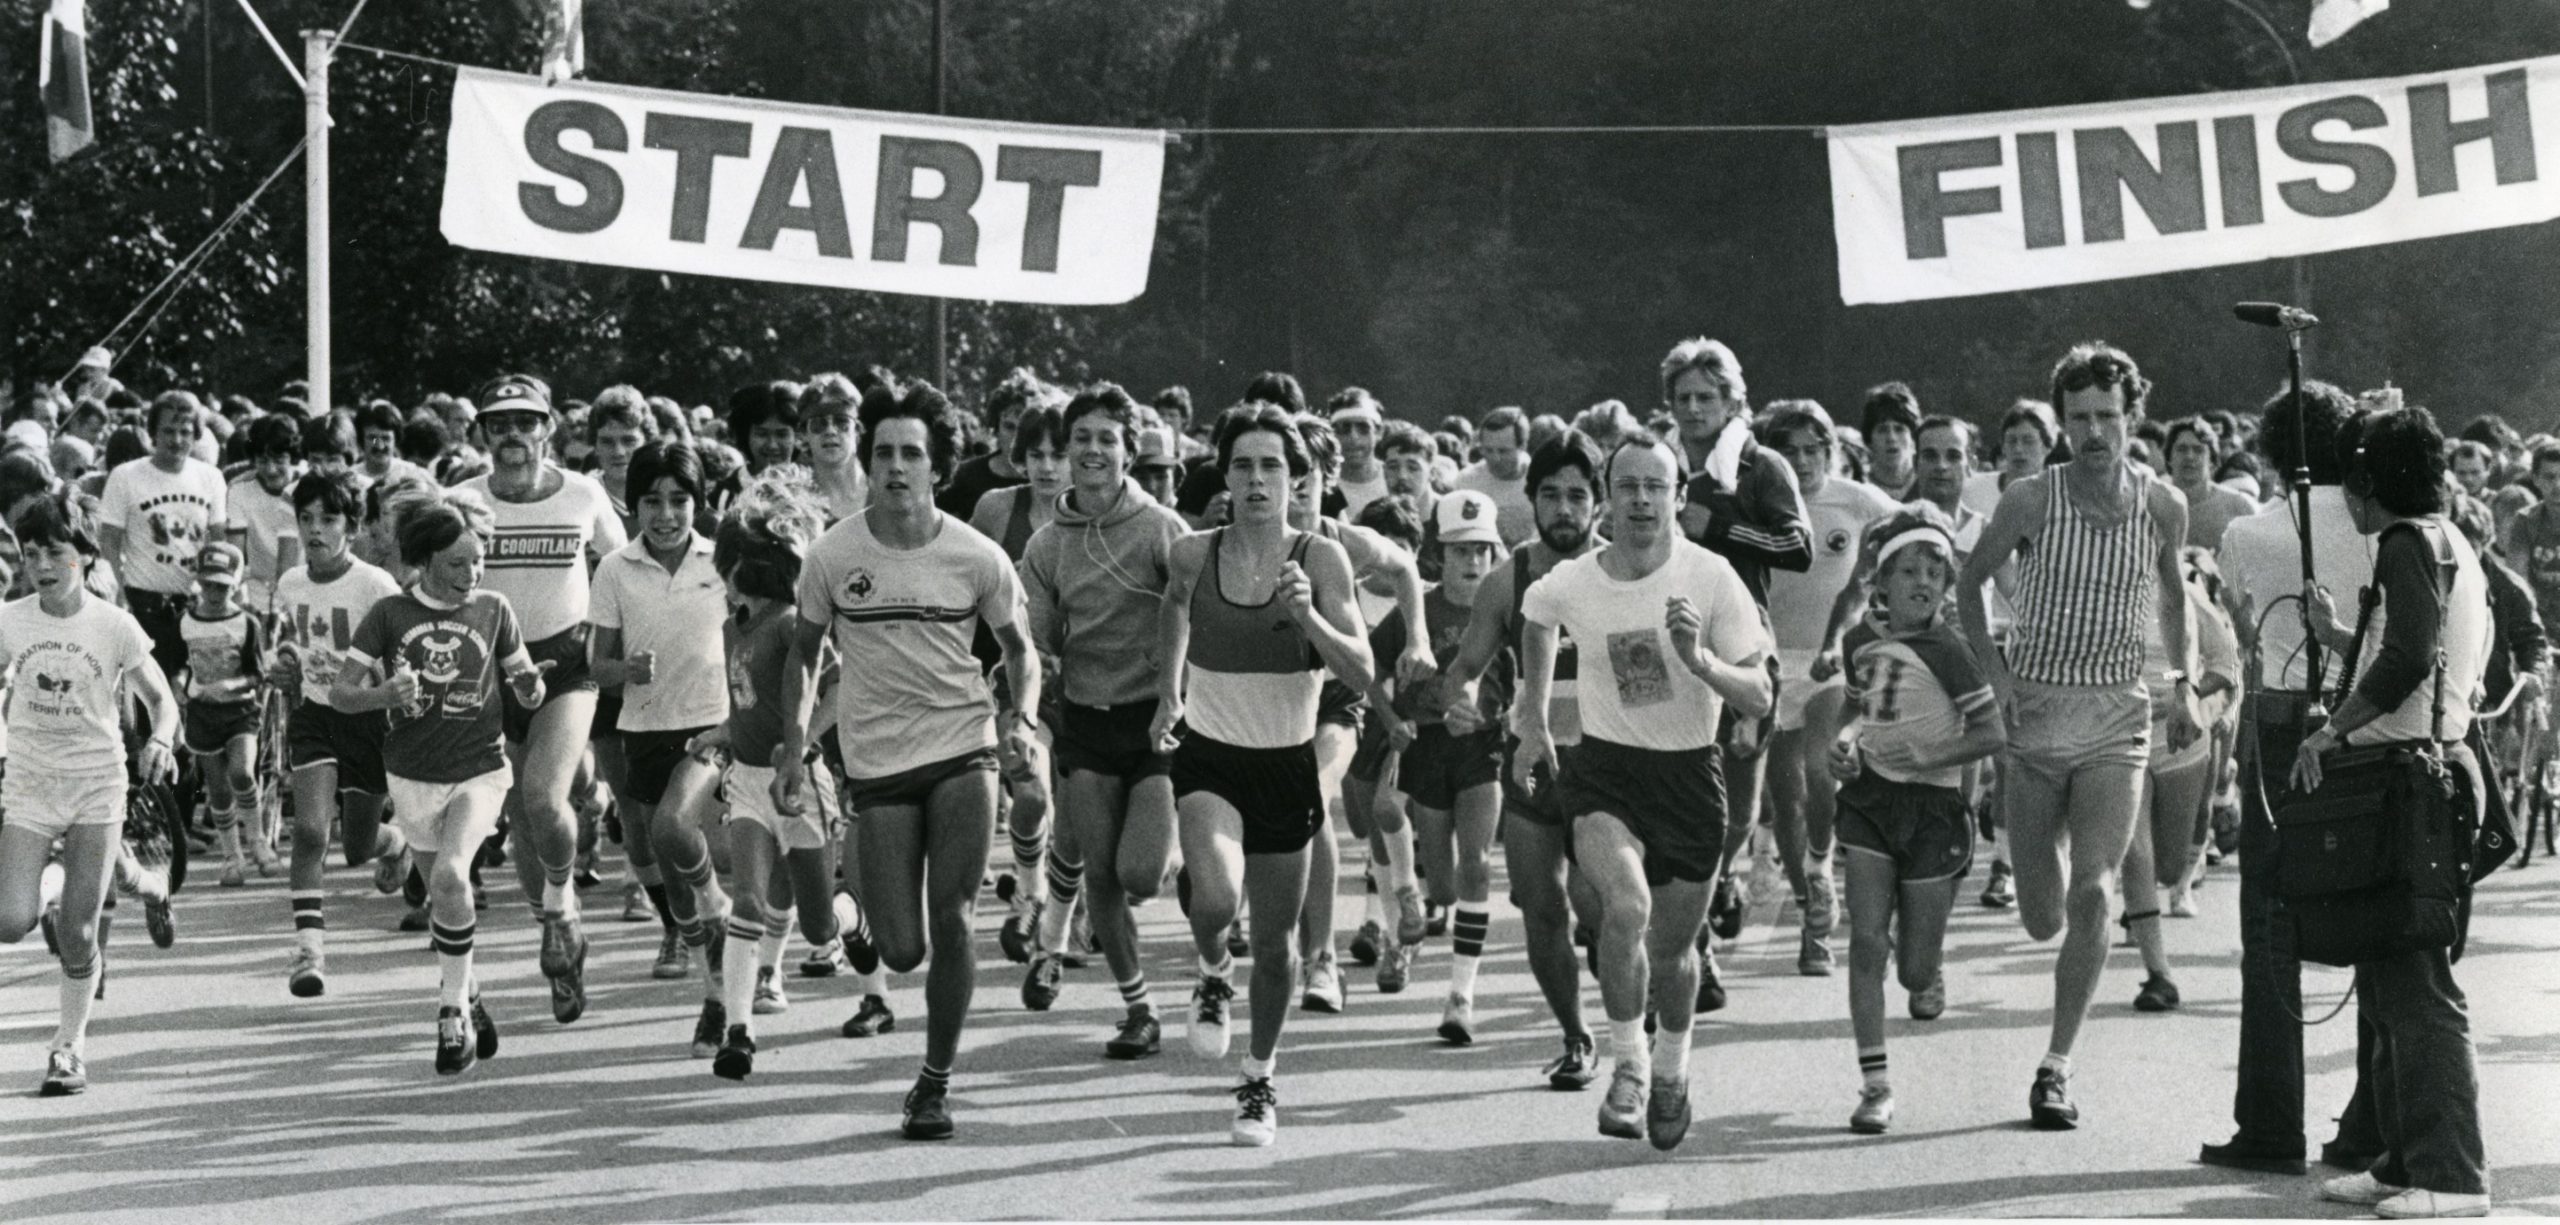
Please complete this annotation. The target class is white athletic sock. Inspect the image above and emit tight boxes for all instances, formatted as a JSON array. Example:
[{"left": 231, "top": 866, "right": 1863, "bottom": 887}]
[
  {"left": 1652, "top": 1022, "right": 1692, "bottom": 1082},
  {"left": 1240, "top": 1052, "right": 1275, "bottom": 1081},
  {"left": 723, "top": 917, "right": 763, "bottom": 1030},
  {"left": 1609, "top": 1016, "right": 1650, "bottom": 1081},
  {"left": 2040, "top": 1051, "right": 2072, "bottom": 1076},
  {"left": 541, "top": 875, "right": 571, "bottom": 917},
  {"left": 850, "top": 966, "right": 887, "bottom": 996},
  {"left": 758, "top": 926, "right": 788, "bottom": 970},
  {"left": 56, "top": 964, "right": 99, "bottom": 1052},
  {"left": 1381, "top": 829, "right": 1418, "bottom": 893},
  {"left": 1039, "top": 892, "right": 1075, "bottom": 952},
  {"left": 1993, "top": 824, "right": 2012, "bottom": 866},
  {"left": 437, "top": 950, "right": 472, "bottom": 1011},
  {"left": 1200, "top": 951, "right": 1234, "bottom": 982},
  {"left": 1859, "top": 1045, "right": 1890, "bottom": 1090}
]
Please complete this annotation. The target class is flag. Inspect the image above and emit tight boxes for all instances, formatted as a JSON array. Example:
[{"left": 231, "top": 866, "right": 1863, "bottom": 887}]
[
  {"left": 37, "top": 0, "right": 93, "bottom": 162},
  {"left": 2308, "top": 0, "right": 2388, "bottom": 48},
  {"left": 540, "top": 0, "right": 584, "bottom": 82}
]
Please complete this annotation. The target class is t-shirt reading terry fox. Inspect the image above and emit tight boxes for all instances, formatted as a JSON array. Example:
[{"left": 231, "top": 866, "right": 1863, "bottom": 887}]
[
  {"left": 1520, "top": 539, "right": 1769, "bottom": 753},
  {"left": 346, "top": 589, "right": 529, "bottom": 784}
]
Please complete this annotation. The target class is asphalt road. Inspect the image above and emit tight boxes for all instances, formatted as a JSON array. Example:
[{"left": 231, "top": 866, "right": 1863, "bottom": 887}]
[{"left": 3, "top": 834, "right": 2556, "bottom": 1222}]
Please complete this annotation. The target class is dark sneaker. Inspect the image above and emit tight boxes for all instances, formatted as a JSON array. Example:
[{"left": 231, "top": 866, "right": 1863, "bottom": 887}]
[
  {"left": 38, "top": 1047, "right": 86, "bottom": 1097},
  {"left": 902, "top": 1077, "right": 954, "bottom": 1140},
  {"left": 1187, "top": 975, "right": 1235, "bottom": 1058},
  {"left": 287, "top": 947, "right": 326, "bottom": 998},
  {"left": 538, "top": 914, "right": 573, "bottom": 979},
  {"left": 2199, "top": 1134, "right": 2309, "bottom": 1175},
  {"left": 799, "top": 939, "right": 847, "bottom": 978},
  {"left": 435, "top": 1006, "right": 476, "bottom": 1076},
  {"left": 1709, "top": 876, "right": 1745, "bottom": 940},
  {"left": 1348, "top": 919, "right": 1382, "bottom": 967},
  {"left": 691, "top": 999, "right": 728, "bottom": 1059},
  {"left": 2133, "top": 974, "right": 2182, "bottom": 1013},
  {"left": 2029, "top": 1066, "right": 2079, "bottom": 1130},
  {"left": 549, "top": 925, "right": 590, "bottom": 1025},
  {"left": 143, "top": 895, "right": 176, "bottom": 949},
  {"left": 1105, "top": 1010, "right": 1161, "bottom": 1060},
  {"left": 998, "top": 904, "right": 1035, "bottom": 965},
  {"left": 1647, "top": 1074, "right": 1693, "bottom": 1151},
  {"left": 471, "top": 994, "right": 499, "bottom": 1059},
  {"left": 398, "top": 904, "right": 431, "bottom": 933},
  {"left": 713, "top": 1024, "right": 757, "bottom": 1081},
  {"left": 1393, "top": 887, "right": 1428, "bottom": 947},
  {"left": 402, "top": 864, "right": 429, "bottom": 908},
  {"left": 1230, "top": 1076, "right": 1278, "bottom": 1147},
  {"left": 373, "top": 845, "right": 410, "bottom": 895},
  {"left": 1021, "top": 951, "right": 1065, "bottom": 1012},
  {"left": 1425, "top": 900, "right": 1449, "bottom": 939},
  {"left": 1695, "top": 946, "right": 1728, "bottom": 1014},
  {"left": 1981, "top": 861, "right": 2015, "bottom": 909},
  {"left": 1597, "top": 1064, "right": 1647, "bottom": 1139},
  {"left": 1375, "top": 942, "right": 1415, "bottom": 994},
  {"left": 841, "top": 994, "right": 896, "bottom": 1038},
  {"left": 651, "top": 929, "right": 690, "bottom": 980},
  {"left": 836, "top": 899, "right": 880, "bottom": 976},
  {"left": 1544, "top": 1035, "right": 1597, "bottom": 1091},
  {"left": 1224, "top": 922, "right": 1250, "bottom": 961},
  {"left": 1909, "top": 972, "right": 1947, "bottom": 1021},
  {"left": 1437, "top": 994, "right": 1476, "bottom": 1046},
  {"left": 1797, "top": 930, "right": 1834, "bottom": 977}
]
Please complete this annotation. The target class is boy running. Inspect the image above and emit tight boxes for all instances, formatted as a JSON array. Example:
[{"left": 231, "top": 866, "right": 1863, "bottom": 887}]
[{"left": 180, "top": 544, "right": 267, "bottom": 892}]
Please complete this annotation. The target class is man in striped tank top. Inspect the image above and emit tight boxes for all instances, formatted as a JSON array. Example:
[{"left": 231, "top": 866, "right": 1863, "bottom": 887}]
[{"left": 1959, "top": 342, "right": 2197, "bottom": 1131}]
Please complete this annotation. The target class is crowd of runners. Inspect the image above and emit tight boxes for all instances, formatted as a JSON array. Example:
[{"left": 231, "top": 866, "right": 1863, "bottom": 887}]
[{"left": 0, "top": 335, "right": 2520, "bottom": 1208}]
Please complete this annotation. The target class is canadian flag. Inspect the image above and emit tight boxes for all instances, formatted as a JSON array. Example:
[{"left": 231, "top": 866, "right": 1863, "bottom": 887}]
[
  {"left": 2307, "top": 0, "right": 2388, "bottom": 48},
  {"left": 37, "top": 0, "right": 92, "bottom": 162}
]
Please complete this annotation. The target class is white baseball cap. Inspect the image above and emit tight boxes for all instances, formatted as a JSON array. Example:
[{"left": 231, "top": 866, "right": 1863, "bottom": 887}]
[{"left": 1435, "top": 489, "right": 1503, "bottom": 546}]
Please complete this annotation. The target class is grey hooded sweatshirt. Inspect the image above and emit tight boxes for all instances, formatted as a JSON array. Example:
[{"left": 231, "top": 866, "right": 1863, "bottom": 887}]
[{"left": 1020, "top": 476, "right": 1188, "bottom": 708}]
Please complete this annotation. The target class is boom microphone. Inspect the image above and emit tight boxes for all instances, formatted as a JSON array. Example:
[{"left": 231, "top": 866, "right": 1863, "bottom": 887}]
[{"left": 2234, "top": 301, "right": 2320, "bottom": 329}]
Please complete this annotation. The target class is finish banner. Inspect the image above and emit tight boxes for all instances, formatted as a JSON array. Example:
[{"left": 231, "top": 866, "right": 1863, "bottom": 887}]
[
  {"left": 1829, "top": 54, "right": 2556, "bottom": 305},
  {"left": 440, "top": 68, "right": 1167, "bottom": 305}
]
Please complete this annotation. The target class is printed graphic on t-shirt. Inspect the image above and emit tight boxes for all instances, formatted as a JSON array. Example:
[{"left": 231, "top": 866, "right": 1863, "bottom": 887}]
[
  {"left": 728, "top": 638, "right": 759, "bottom": 713},
  {"left": 1607, "top": 629, "right": 1673, "bottom": 708},
  {"left": 395, "top": 619, "right": 496, "bottom": 721}
]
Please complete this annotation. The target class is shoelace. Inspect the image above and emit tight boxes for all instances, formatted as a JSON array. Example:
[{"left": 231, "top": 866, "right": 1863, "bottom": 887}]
[
  {"left": 1196, "top": 978, "right": 1232, "bottom": 1021},
  {"left": 1235, "top": 1079, "right": 1276, "bottom": 1120}
]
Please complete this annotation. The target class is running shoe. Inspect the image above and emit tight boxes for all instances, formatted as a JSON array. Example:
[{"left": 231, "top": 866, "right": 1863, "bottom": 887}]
[
  {"left": 221, "top": 858, "right": 247, "bottom": 888},
  {"left": 2374, "top": 1189, "right": 2491, "bottom": 1219},
  {"left": 1909, "top": 972, "right": 1947, "bottom": 1021},
  {"left": 1393, "top": 885, "right": 1428, "bottom": 948},
  {"left": 38, "top": 1047, "right": 86, "bottom": 1097},
  {"left": 2134, "top": 973, "right": 2182, "bottom": 1012},
  {"left": 1850, "top": 1084, "right": 1895, "bottom": 1134},
  {"left": 143, "top": 894, "right": 175, "bottom": 950},
  {"left": 691, "top": 999, "right": 727, "bottom": 1059},
  {"left": 435, "top": 1006, "right": 476, "bottom": 1075},
  {"left": 373, "top": 845, "right": 410, "bottom": 895},
  {"left": 287, "top": 947, "right": 326, "bottom": 999},
  {"left": 1376, "top": 941, "right": 1415, "bottom": 994},
  {"left": 547, "top": 920, "right": 590, "bottom": 1025},
  {"left": 901, "top": 1076, "right": 954, "bottom": 1140},
  {"left": 1544, "top": 1034, "right": 1597, "bottom": 1091},
  {"left": 1105, "top": 1010, "right": 1162, "bottom": 1060},
  {"left": 1437, "top": 993, "right": 1475, "bottom": 1046},
  {"left": 1695, "top": 944, "right": 1727, "bottom": 1014},
  {"left": 1647, "top": 1074, "right": 1693, "bottom": 1151},
  {"left": 998, "top": 898, "right": 1036, "bottom": 965},
  {"left": 1709, "top": 875, "right": 1746, "bottom": 939},
  {"left": 994, "top": 870, "right": 1018, "bottom": 904},
  {"left": 713, "top": 1024, "right": 756, "bottom": 1081},
  {"left": 250, "top": 838, "right": 282, "bottom": 877},
  {"left": 834, "top": 893, "right": 879, "bottom": 975},
  {"left": 753, "top": 965, "right": 788, "bottom": 1015},
  {"left": 2169, "top": 884, "right": 2199, "bottom": 917},
  {"left": 841, "top": 994, "right": 896, "bottom": 1037},
  {"left": 398, "top": 904, "right": 431, "bottom": 933},
  {"left": 652, "top": 929, "right": 690, "bottom": 980},
  {"left": 1064, "top": 906, "right": 1096, "bottom": 970},
  {"left": 620, "top": 881, "right": 652, "bottom": 922},
  {"left": 471, "top": 993, "right": 499, "bottom": 1059},
  {"left": 1021, "top": 951, "right": 1064, "bottom": 1012},
  {"left": 538, "top": 912, "right": 575, "bottom": 979},
  {"left": 1980, "top": 861, "right": 2015, "bottom": 909},
  {"left": 1231, "top": 1076, "right": 1278, "bottom": 1147},
  {"left": 1300, "top": 951, "right": 1343, "bottom": 1014},
  {"left": 1188, "top": 975, "right": 1235, "bottom": 1058},
  {"left": 2029, "top": 1066, "right": 2079, "bottom": 1130},
  {"left": 1597, "top": 1064, "right": 1647, "bottom": 1139},
  {"left": 1425, "top": 900, "right": 1449, "bottom": 939},
  {"left": 2320, "top": 1171, "right": 2411, "bottom": 1206},
  {"left": 1805, "top": 871, "right": 1837, "bottom": 938},
  {"left": 1798, "top": 929, "right": 1835, "bottom": 977},
  {"left": 402, "top": 863, "right": 429, "bottom": 908},
  {"left": 1348, "top": 920, "right": 1383, "bottom": 967},
  {"left": 800, "top": 939, "right": 846, "bottom": 978},
  {"left": 1224, "top": 921, "right": 1249, "bottom": 961}
]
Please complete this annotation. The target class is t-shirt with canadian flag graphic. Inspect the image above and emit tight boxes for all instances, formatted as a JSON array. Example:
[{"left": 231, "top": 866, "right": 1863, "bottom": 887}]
[{"left": 345, "top": 587, "right": 529, "bottom": 784}]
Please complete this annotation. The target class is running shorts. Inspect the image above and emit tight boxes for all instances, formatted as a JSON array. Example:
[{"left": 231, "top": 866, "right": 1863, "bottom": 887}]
[
  {"left": 622, "top": 726, "right": 710, "bottom": 806},
  {"left": 285, "top": 701, "right": 389, "bottom": 795},
  {"left": 1835, "top": 771, "right": 1974, "bottom": 883},
  {"left": 1396, "top": 724, "right": 1502, "bottom": 811},
  {"left": 1347, "top": 710, "right": 1395, "bottom": 784},
  {"left": 593, "top": 692, "right": 623, "bottom": 740},
  {"left": 724, "top": 762, "right": 829, "bottom": 851},
  {"left": 1054, "top": 699, "right": 1171, "bottom": 783},
  {"left": 0, "top": 766, "right": 126, "bottom": 839},
  {"left": 183, "top": 699, "right": 260, "bottom": 756},
  {"left": 843, "top": 747, "right": 998, "bottom": 813},
  {"left": 387, "top": 766, "right": 512, "bottom": 859},
  {"left": 126, "top": 589, "right": 190, "bottom": 680},
  {"left": 1318, "top": 678, "right": 1366, "bottom": 732},
  {"left": 1774, "top": 647, "right": 1843, "bottom": 734},
  {"left": 1557, "top": 736, "right": 1724, "bottom": 887},
  {"left": 2005, "top": 677, "right": 2150, "bottom": 788},
  {"left": 1501, "top": 734, "right": 1569, "bottom": 829},
  {"left": 1172, "top": 732, "right": 1323, "bottom": 856},
  {"left": 502, "top": 625, "right": 599, "bottom": 743}
]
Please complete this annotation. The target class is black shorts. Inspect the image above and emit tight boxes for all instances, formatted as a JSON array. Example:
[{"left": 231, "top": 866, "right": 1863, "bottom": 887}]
[
  {"left": 592, "top": 693, "right": 623, "bottom": 740},
  {"left": 1557, "top": 736, "right": 1724, "bottom": 887},
  {"left": 502, "top": 626, "right": 598, "bottom": 743},
  {"left": 1835, "top": 772, "right": 1975, "bottom": 883},
  {"left": 1318, "top": 679, "right": 1366, "bottom": 732},
  {"left": 127, "top": 589, "right": 190, "bottom": 680},
  {"left": 1502, "top": 735, "right": 1568, "bottom": 829},
  {"left": 285, "top": 701, "right": 389, "bottom": 795},
  {"left": 1347, "top": 711, "right": 1396, "bottom": 784},
  {"left": 621, "top": 726, "right": 710, "bottom": 806},
  {"left": 1054, "top": 700, "right": 1170, "bottom": 783},
  {"left": 183, "top": 700, "right": 260, "bottom": 756},
  {"left": 1172, "top": 733, "right": 1323, "bottom": 856},
  {"left": 1397, "top": 724, "right": 1502, "bottom": 811},
  {"left": 844, "top": 747, "right": 998, "bottom": 813}
]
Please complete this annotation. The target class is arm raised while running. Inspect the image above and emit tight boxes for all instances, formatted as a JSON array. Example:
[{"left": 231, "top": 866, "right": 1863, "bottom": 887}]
[
  {"left": 1334, "top": 520, "right": 1433, "bottom": 684},
  {"left": 1147, "top": 532, "right": 1209, "bottom": 751},
  {"left": 1289, "top": 535, "right": 1374, "bottom": 692}
]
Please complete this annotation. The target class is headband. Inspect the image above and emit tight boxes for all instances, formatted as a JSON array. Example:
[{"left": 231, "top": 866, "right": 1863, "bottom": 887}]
[{"left": 1875, "top": 525, "right": 1954, "bottom": 568}]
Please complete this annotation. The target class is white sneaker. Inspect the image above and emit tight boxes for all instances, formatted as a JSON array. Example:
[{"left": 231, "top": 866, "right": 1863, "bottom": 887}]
[
  {"left": 1230, "top": 1076, "right": 1278, "bottom": 1147},
  {"left": 2321, "top": 1170, "right": 2410, "bottom": 1206},
  {"left": 1187, "top": 976, "right": 1234, "bottom": 1059},
  {"left": 1299, "top": 952, "right": 1343, "bottom": 1014},
  {"left": 2375, "top": 1189, "right": 2491, "bottom": 1219},
  {"left": 753, "top": 966, "right": 788, "bottom": 1015}
]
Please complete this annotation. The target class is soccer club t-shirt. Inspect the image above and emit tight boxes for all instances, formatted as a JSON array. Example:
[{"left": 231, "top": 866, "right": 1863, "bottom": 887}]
[
  {"left": 1840, "top": 619, "right": 1993, "bottom": 791},
  {"left": 1767, "top": 478, "right": 1899, "bottom": 655},
  {"left": 1519, "top": 540, "right": 1770, "bottom": 752},
  {"left": 101, "top": 457, "right": 228, "bottom": 595},
  {"left": 0, "top": 594, "right": 154, "bottom": 777},
  {"left": 275, "top": 559, "right": 403, "bottom": 708},
  {"left": 346, "top": 589, "right": 529, "bottom": 784},
  {"left": 795, "top": 511, "right": 1024, "bottom": 781}
]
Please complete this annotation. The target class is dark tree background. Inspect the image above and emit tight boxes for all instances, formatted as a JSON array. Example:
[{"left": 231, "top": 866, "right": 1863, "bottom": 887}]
[{"left": 6, "top": 0, "right": 2560, "bottom": 434}]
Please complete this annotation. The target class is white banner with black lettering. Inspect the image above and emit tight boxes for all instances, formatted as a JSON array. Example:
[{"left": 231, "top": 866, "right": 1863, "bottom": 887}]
[
  {"left": 1828, "top": 54, "right": 2559, "bottom": 305},
  {"left": 440, "top": 68, "right": 1166, "bottom": 306}
]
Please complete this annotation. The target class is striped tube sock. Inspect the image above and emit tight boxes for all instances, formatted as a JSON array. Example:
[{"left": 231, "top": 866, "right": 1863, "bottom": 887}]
[
  {"left": 919, "top": 1060, "right": 952, "bottom": 1087},
  {"left": 1449, "top": 906, "right": 1490, "bottom": 1000},
  {"left": 1859, "top": 1045, "right": 1889, "bottom": 1089},
  {"left": 57, "top": 953, "right": 99, "bottom": 1052},
  {"left": 1010, "top": 825, "right": 1047, "bottom": 900},
  {"left": 430, "top": 922, "right": 475, "bottom": 1009},
  {"left": 1044, "top": 845, "right": 1083, "bottom": 911},
  {"left": 722, "top": 915, "right": 764, "bottom": 1032},
  {"left": 290, "top": 891, "right": 326, "bottom": 953},
  {"left": 1117, "top": 971, "right": 1153, "bottom": 1016}
]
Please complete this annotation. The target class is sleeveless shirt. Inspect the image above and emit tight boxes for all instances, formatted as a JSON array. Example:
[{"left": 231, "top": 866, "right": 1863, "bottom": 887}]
[
  {"left": 1184, "top": 528, "right": 1320, "bottom": 749},
  {"left": 2007, "top": 463, "right": 2157, "bottom": 688}
]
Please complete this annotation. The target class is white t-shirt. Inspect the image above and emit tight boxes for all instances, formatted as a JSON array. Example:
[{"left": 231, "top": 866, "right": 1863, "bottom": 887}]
[
  {"left": 1450, "top": 462, "right": 1535, "bottom": 548},
  {"left": 1338, "top": 470, "right": 1390, "bottom": 520},
  {"left": 226, "top": 474, "right": 300, "bottom": 610},
  {"left": 1768, "top": 477, "right": 1898, "bottom": 656},
  {"left": 0, "top": 594, "right": 155, "bottom": 777},
  {"left": 101, "top": 457, "right": 228, "bottom": 595},
  {"left": 589, "top": 534, "right": 731, "bottom": 732},
  {"left": 1521, "top": 540, "right": 1770, "bottom": 752},
  {"left": 462, "top": 468, "right": 628, "bottom": 641},
  {"left": 274, "top": 558, "right": 403, "bottom": 707}
]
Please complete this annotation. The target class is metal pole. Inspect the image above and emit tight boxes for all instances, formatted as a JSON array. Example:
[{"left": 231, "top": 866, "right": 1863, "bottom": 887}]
[
  {"left": 304, "top": 29, "right": 332, "bottom": 419},
  {"left": 2288, "top": 327, "right": 2323, "bottom": 704},
  {"left": 931, "top": 0, "right": 948, "bottom": 389}
]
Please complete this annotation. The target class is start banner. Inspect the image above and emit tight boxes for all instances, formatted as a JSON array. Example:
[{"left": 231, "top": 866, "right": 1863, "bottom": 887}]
[
  {"left": 1829, "top": 54, "right": 2557, "bottom": 305},
  {"left": 440, "top": 68, "right": 1167, "bottom": 306}
]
